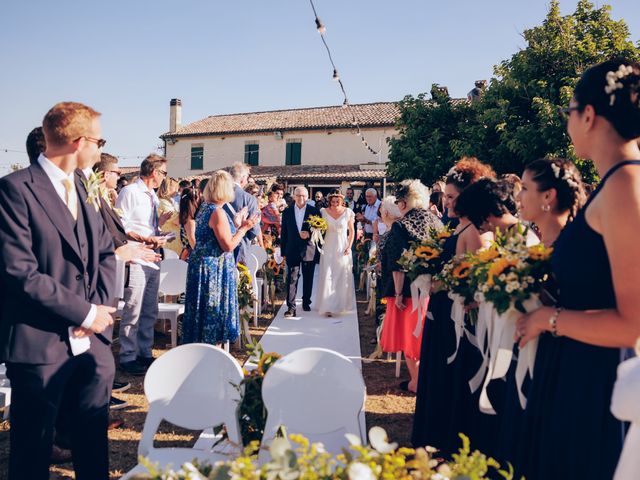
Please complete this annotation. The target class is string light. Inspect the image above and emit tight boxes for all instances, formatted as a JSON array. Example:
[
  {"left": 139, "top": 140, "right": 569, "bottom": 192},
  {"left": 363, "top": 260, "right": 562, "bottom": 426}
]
[{"left": 308, "top": 0, "right": 378, "bottom": 155}]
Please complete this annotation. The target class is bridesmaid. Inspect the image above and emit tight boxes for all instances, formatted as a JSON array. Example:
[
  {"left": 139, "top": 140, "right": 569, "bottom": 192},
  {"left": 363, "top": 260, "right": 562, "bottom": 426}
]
[
  {"left": 412, "top": 157, "right": 494, "bottom": 455},
  {"left": 516, "top": 60, "right": 640, "bottom": 479}
]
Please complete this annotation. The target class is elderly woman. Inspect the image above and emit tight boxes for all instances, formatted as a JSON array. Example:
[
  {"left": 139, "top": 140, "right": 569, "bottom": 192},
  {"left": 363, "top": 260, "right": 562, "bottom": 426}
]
[
  {"left": 181, "top": 170, "right": 259, "bottom": 346},
  {"left": 379, "top": 179, "right": 442, "bottom": 392}
]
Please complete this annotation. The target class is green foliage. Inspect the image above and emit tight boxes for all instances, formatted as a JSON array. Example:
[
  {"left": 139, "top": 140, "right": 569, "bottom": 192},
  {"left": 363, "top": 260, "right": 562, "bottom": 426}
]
[{"left": 387, "top": 0, "right": 640, "bottom": 185}]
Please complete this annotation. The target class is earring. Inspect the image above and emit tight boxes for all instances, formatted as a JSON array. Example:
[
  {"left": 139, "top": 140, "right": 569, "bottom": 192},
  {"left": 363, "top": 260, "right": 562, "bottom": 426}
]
[{"left": 541, "top": 204, "right": 551, "bottom": 212}]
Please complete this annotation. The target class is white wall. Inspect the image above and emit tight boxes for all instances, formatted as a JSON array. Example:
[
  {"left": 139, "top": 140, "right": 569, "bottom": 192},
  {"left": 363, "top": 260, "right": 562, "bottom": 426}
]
[{"left": 165, "top": 127, "right": 396, "bottom": 178}]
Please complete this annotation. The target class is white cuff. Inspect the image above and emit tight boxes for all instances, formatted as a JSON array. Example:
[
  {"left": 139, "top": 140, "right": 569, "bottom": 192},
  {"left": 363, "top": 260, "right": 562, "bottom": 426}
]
[{"left": 81, "top": 304, "right": 97, "bottom": 329}]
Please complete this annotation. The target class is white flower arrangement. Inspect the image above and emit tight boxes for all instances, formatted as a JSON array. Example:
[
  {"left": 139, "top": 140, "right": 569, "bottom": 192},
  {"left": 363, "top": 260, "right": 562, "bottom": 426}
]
[
  {"left": 550, "top": 162, "right": 579, "bottom": 189},
  {"left": 605, "top": 64, "right": 634, "bottom": 106}
]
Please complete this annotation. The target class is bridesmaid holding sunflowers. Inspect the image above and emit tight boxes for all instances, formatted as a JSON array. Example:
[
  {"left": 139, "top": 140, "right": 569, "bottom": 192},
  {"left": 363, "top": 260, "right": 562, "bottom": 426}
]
[{"left": 412, "top": 157, "right": 494, "bottom": 455}]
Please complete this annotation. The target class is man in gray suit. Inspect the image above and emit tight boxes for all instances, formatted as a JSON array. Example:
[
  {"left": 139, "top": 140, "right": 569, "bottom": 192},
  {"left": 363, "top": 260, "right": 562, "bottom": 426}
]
[{"left": 228, "top": 162, "right": 261, "bottom": 264}]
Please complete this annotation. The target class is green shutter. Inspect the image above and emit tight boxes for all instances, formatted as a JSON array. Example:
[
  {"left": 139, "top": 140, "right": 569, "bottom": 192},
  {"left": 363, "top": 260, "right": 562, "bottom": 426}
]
[
  {"left": 286, "top": 142, "right": 301, "bottom": 165},
  {"left": 244, "top": 144, "right": 259, "bottom": 166},
  {"left": 190, "top": 146, "right": 204, "bottom": 170}
]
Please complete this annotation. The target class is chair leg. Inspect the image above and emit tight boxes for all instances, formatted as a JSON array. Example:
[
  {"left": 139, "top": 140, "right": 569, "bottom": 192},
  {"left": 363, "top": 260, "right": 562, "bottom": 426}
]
[
  {"left": 395, "top": 351, "right": 402, "bottom": 378},
  {"left": 253, "top": 300, "right": 258, "bottom": 328},
  {"left": 171, "top": 314, "right": 178, "bottom": 348},
  {"left": 224, "top": 341, "right": 230, "bottom": 352}
]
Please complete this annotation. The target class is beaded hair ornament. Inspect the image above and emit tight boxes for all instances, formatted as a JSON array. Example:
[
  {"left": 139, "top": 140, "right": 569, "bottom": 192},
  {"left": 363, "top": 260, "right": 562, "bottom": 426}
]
[
  {"left": 605, "top": 64, "right": 635, "bottom": 106},
  {"left": 550, "top": 162, "right": 579, "bottom": 189}
]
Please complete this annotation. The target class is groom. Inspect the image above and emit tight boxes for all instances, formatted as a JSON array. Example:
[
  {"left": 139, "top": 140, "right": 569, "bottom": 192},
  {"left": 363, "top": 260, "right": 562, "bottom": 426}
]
[{"left": 280, "top": 186, "right": 320, "bottom": 317}]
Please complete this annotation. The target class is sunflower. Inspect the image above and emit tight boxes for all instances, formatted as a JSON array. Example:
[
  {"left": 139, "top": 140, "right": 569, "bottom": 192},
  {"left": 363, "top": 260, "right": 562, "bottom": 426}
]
[
  {"left": 453, "top": 261, "right": 472, "bottom": 279},
  {"left": 528, "top": 244, "right": 553, "bottom": 261},
  {"left": 257, "top": 352, "right": 282, "bottom": 375},
  {"left": 380, "top": 297, "right": 387, "bottom": 305},
  {"left": 273, "top": 266, "right": 280, "bottom": 276},
  {"left": 267, "top": 259, "right": 277, "bottom": 269},
  {"left": 487, "top": 258, "right": 518, "bottom": 286},
  {"left": 437, "top": 229, "right": 452, "bottom": 240},
  {"left": 238, "top": 263, "right": 249, "bottom": 273},
  {"left": 476, "top": 247, "right": 500, "bottom": 263},
  {"left": 415, "top": 245, "right": 440, "bottom": 260}
]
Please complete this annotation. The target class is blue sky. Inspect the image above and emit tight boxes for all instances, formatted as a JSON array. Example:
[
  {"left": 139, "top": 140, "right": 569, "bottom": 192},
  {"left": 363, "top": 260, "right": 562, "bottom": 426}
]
[{"left": 1, "top": 0, "right": 638, "bottom": 170}]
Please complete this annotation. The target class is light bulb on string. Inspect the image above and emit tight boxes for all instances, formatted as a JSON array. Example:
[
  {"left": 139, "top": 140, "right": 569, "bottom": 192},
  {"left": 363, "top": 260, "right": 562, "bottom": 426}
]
[
  {"left": 315, "top": 17, "right": 326, "bottom": 34},
  {"left": 332, "top": 69, "right": 340, "bottom": 81}
]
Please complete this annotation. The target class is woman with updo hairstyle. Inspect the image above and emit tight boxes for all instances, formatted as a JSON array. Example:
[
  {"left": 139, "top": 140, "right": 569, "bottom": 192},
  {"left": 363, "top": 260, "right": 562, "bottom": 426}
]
[
  {"left": 379, "top": 179, "right": 442, "bottom": 393},
  {"left": 515, "top": 60, "right": 640, "bottom": 480},
  {"left": 412, "top": 157, "right": 495, "bottom": 455},
  {"left": 517, "top": 158, "right": 587, "bottom": 243}
]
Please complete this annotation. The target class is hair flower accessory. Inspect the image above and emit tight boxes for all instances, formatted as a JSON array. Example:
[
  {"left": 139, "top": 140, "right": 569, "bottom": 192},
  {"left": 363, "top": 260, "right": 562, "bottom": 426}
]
[
  {"left": 447, "top": 167, "right": 465, "bottom": 183},
  {"left": 605, "top": 64, "right": 634, "bottom": 106},
  {"left": 550, "top": 162, "right": 579, "bottom": 189}
]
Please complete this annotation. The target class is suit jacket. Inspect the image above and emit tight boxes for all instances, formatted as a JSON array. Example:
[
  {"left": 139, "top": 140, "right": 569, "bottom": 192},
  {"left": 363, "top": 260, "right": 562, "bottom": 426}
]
[
  {"left": 0, "top": 162, "right": 116, "bottom": 364},
  {"left": 280, "top": 204, "right": 321, "bottom": 266},
  {"left": 229, "top": 183, "right": 261, "bottom": 264}
]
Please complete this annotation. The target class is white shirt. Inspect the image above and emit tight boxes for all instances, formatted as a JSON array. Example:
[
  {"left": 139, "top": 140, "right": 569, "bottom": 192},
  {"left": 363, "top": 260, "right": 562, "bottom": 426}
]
[
  {"left": 363, "top": 199, "right": 381, "bottom": 234},
  {"left": 37, "top": 154, "right": 96, "bottom": 331},
  {"left": 116, "top": 178, "right": 159, "bottom": 237},
  {"left": 294, "top": 204, "right": 306, "bottom": 232}
]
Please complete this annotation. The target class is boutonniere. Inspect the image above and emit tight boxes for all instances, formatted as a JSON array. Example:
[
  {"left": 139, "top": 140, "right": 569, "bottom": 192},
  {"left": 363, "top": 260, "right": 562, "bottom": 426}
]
[
  {"left": 81, "top": 171, "right": 107, "bottom": 212},
  {"left": 112, "top": 207, "right": 125, "bottom": 219}
]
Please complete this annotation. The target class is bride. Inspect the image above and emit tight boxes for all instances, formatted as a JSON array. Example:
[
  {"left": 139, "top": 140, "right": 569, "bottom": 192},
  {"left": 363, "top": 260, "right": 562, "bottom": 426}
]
[{"left": 315, "top": 190, "right": 356, "bottom": 316}]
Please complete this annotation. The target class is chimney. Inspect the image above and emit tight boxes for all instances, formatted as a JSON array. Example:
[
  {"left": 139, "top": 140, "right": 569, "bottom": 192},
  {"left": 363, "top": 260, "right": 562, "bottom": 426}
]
[{"left": 169, "top": 98, "right": 182, "bottom": 133}]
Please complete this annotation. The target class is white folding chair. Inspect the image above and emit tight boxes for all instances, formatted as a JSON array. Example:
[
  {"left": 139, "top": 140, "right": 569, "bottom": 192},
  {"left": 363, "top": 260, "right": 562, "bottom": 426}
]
[
  {"left": 163, "top": 249, "right": 179, "bottom": 260},
  {"left": 247, "top": 245, "right": 267, "bottom": 315},
  {"left": 158, "top": 259, "right": 188, "bottom": 348},
  {"left": 245, "top": 253, "right": 261, "bottom": 327},
  {"left": 260, "top": 347, "right": 366, "bottom": 459},
  {"left": 121, "top": 344, "right": 244, "bottom": 479}
]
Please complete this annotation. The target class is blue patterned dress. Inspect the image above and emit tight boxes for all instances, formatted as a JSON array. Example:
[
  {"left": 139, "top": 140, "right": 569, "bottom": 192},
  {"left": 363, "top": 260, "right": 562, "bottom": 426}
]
[{"left": 182, "top": 202, "right": 240, "bottom": 344}]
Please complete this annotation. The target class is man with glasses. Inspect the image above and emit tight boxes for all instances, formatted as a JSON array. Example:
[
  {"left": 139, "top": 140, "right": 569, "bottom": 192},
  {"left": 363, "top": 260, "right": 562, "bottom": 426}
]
[
  {"left": 0, "top": 102, "right": 117, "bottom": 479},
  {"left": 115, "top": 154, "right": 171, "bottom": 375}
]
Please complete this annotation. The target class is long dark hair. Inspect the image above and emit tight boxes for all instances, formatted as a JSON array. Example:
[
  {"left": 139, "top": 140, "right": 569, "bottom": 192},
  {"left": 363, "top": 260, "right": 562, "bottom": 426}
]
[
  {"left": 179, "top": 188, "right": 202, "bottom": 225},
  {"left": 454, "top": 178, "right": 517, "bottom": 228}
]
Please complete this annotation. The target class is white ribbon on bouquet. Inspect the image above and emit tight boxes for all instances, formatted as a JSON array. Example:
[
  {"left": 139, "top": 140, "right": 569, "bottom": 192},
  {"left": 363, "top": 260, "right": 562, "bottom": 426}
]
[
  {"left": 310, "top": 228, "right": 325, "bottom": 253},
  {"left": 411, "top": 274, "right": 432, "bottom": 338},
  {"left": 469, "top": 299, "right": 494, "bottom": 394},
  {"left": 447, "top": 293, "right": 466, "bottom": 364},
  {"left": 478, "top": 295, "right": 541, "bottom": 414}
]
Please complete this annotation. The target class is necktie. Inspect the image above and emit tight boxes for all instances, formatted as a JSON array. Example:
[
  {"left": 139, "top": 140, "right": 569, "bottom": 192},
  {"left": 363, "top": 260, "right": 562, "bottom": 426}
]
[{"left": 62, "top": 178, "right": 78, "bottom": 221}]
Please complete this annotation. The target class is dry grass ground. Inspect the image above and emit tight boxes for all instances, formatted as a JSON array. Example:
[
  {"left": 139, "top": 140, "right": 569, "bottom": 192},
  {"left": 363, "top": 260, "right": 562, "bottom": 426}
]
[{"left": 0, "top": 291, "right": 416, "bottom": 479}]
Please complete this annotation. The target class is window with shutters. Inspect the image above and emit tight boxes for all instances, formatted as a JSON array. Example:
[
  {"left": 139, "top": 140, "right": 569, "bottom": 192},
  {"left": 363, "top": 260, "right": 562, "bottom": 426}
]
[
  {"left": 190, "top": 144, "right": 204, "bottom": 170},
  {"left": 285, "top": 140, "right": 301, "bottom": 165},
  {"left": 244, "top": 142, "right": 259, "bottom": 166}
]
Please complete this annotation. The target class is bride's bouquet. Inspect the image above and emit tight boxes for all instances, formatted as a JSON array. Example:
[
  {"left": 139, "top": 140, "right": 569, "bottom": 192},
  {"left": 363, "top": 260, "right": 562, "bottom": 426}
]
[{"left": 306, "top": 215, "right": 328, "bottom": 253}]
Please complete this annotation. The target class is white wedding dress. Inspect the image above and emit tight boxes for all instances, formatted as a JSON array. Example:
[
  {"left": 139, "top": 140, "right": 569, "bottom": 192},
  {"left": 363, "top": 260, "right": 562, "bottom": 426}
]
[{"left": 315, "top": 208, "right": 355, "bottom": 315}]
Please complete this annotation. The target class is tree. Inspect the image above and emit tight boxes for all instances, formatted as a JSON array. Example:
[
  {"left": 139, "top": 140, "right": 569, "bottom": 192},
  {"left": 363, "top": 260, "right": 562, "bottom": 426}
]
[{"left": 387, "top": 0, "right": 640, "bottom": 185}]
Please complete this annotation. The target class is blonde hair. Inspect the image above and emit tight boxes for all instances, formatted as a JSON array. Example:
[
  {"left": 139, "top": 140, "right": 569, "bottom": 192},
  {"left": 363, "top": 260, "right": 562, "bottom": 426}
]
[
  {"left": 42, "top": 102, "right": 100, "bottom": 147},
  {"left": 396, "top": 179, "right": 430, "bottom": 210},
  {"left": 157, "top": 177, "right": 179, "bottom": 200},
  {"left": 204, "top": 170, "right": 235, "bottom": 203}
]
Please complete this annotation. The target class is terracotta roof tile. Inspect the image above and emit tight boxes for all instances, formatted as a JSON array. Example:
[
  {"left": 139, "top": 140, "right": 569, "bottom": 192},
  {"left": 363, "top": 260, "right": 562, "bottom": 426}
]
[
  {"left": 191, "top": 164, "right": 387, "bottom": 182},
  {"left": 162, "top": 102, "right": 400, "bottom": 138}
]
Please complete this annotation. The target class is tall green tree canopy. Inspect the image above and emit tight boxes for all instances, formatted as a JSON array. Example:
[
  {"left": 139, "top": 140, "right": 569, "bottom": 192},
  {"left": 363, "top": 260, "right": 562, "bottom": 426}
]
[{"left": 387, "top": 0, "right": 640, "bottom": 186}]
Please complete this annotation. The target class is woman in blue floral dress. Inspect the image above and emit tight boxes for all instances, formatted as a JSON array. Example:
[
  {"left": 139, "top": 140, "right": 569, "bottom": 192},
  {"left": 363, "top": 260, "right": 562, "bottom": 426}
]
[{"left": 182, "top": 170, "right": 260, "bottom": 346}]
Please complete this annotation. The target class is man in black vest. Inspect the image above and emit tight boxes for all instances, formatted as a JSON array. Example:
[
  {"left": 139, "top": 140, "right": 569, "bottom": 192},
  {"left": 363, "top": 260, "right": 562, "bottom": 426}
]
[
  {"left": 0, "top": 102, "right": 116, "bottom": 479},
  {"left": 280, "top": 186, "right": 320, "bottom": 316}
]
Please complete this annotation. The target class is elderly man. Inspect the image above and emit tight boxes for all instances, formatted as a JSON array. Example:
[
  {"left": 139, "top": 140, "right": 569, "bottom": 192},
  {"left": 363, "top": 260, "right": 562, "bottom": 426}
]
[
  {"left": 355, "top": 188, "right": 381, "bottom": 240},
  {"left": 228, "top": 162, "right": 261, "bottom": 264},
  {"left": 280, "top": 187, "right": 320, "bottom": 316}
]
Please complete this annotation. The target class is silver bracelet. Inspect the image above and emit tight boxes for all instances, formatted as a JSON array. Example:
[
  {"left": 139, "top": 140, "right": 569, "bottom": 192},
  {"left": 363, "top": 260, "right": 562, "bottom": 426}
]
[{"left": 549, "top": 307, "right": 562, "bottom": 337}]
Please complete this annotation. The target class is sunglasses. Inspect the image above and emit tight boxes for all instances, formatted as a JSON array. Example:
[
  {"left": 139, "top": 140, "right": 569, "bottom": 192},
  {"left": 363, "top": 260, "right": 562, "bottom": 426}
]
[
  {"left": 558, "top": 105, "right": 583, "bottom": 119},
  {"left": 77, "top": 136, "right": 107, "bottom": 148}
]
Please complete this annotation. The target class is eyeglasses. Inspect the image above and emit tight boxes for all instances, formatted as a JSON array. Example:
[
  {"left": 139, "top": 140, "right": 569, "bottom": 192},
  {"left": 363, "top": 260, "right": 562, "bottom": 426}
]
[
  {"left": 558, "top": 105, "right": 583, "bottom": 119},
  {"left": 156, "top": 169, "right": 168, "bottom": 177},
  {"left": 394, "top": 199, "right": 406, "bottom": 205},
  {"left": 106, "top": 169, "right": 122, "bottom": 176},
  {"left": 77, "top": 136, "right": 107, "bottom": 148}
]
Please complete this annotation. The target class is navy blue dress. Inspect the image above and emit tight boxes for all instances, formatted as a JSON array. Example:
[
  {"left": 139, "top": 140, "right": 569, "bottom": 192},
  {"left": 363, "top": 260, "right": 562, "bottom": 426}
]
[
  {"left": 182, "top": 203, "right": 240, "bottom": 345},
  {"left": 517, "top": 161, "right": 640, "bottom": 480},
  {"left": 412, "top": 227, "right": 467, "bottom": 454}
]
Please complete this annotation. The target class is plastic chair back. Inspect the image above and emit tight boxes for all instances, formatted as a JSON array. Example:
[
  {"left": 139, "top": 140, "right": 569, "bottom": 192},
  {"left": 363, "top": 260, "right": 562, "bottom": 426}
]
[
  {"left": 159, "top": 259, "right": 188, "bottom": 296},
  {"left": 261, "top": 348, "right": 366, "bottom": 452},
  {"left": 163, "top": 249, "right": 179, "bottom": 260},
  {"left": 139, "top": 344, "right": 244, "bottom": 457},
  {"left": 248, "top": 244, "right": 268, "bottom": 267}
]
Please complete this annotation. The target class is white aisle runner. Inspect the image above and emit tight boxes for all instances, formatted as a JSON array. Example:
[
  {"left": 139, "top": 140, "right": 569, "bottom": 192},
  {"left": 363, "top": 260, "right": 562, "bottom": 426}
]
[
  {"left": 195, "top": 271, "right": 366, "bottom": 452},
  {"left": 251, "top": 271, "right": 362, "bottom": 368}
]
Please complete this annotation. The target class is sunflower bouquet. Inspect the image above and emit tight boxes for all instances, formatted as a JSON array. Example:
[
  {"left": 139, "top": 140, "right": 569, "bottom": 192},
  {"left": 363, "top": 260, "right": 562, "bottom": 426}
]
[
  {"left": 397, "top": 225, "right": 454, "bottom": 282},
  {"left": 306, "top": 214, "right": 328, "bottom": 252},
  {"left": 237, "top": 263, "right": 255, "bottom": 345}
]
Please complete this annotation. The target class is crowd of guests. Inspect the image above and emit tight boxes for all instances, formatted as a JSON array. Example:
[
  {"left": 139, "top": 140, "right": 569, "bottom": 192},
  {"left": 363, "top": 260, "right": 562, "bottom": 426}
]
[{"left": 0, "top": 58, "right": 639, "bottom": 480}]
